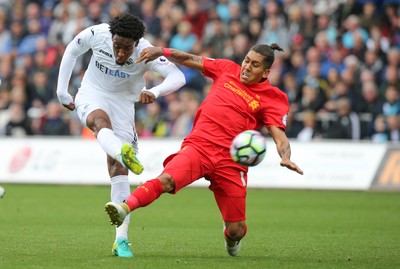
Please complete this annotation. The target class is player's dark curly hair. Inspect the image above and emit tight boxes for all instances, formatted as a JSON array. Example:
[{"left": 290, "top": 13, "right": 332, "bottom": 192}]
[
  {"left": 109, "top": 12, "right": 145, "bottom": 41},
  {"left": 251, "top": 43, "right": 284, "bottom": 69}
]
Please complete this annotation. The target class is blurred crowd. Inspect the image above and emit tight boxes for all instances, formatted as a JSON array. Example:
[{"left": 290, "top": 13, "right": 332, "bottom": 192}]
[{"left": 0, "top": 0, "right": 399, "bottom": 143}]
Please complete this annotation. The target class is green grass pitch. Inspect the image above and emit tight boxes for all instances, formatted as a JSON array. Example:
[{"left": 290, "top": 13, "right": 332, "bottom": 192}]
[{"left": 0, "top": 184, "right": 399, "bottom": 269}]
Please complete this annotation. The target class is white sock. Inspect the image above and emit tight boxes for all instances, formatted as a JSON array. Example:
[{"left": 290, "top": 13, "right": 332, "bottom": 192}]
[
  {"left": 111, "top": 175, "right": 131, "bottom": 240},
  {"left": 97, "top": 128, "right": 124, "bottom": 163}
]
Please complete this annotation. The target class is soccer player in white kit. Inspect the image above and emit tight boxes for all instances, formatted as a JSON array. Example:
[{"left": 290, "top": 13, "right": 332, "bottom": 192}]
[{"left": 56, "top": 13, "right": 186, "bottom": 258}]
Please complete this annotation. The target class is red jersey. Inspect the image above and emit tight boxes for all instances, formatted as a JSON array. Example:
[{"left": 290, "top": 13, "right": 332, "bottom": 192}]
[{"left": 184, "top": 57, "right": 289, "bottom": 149}]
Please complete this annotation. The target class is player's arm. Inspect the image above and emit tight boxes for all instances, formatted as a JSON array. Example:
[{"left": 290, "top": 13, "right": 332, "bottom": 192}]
[
  {"left": 56, "top": 28, "right": 92, "bottom": 111},
  {"left": 136, "top": 47, "right": 203, "bottom": 71},
  {"left": 140, "top": 55, "right": 186, "bottom": 103},
  {"left": 268, "top": 126, "right": 304, "bottom": 175}
]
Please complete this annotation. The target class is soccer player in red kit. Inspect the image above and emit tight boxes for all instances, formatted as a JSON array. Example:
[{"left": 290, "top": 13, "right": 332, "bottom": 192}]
[{"left": 105, "top": 43, "right": 304, "bottom": 256}]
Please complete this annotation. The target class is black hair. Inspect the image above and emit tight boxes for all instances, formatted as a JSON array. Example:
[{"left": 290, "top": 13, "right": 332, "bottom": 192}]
[
  {"left": 251, "top": 43, "right": 284, "bottom": 69},
  {"left": 109, "top": 12, "right": 145, "bottom": 41}
]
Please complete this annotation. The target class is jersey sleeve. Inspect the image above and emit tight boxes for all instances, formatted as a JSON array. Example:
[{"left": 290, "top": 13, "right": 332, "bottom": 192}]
[
  {"left": 56, "top": 26, "right": 95, "bottom": 104},
  {"left": 262, "top": 90, "right": 290, "bottom": 131},
  {"left": 138, "top": 38, "right": 186, "bottom": 98},
  {"left": 202, "top": 58, "right": 236, "bottom": 80}
]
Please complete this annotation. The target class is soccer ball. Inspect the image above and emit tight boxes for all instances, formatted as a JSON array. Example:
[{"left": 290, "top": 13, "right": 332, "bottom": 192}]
[
  {"left": 230, "top": 130, "right": 266, "bottom": 167},
  {"left": 0, "top": 186, "right": 5, "bottom": 199}
]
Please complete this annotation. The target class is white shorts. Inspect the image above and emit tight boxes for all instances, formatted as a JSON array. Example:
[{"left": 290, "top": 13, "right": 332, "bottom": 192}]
[{"left": 75, "top": 89, "right": 139, "bottom": 151}]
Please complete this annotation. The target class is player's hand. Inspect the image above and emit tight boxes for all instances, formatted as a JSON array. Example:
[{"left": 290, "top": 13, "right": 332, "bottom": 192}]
[
  {"left": 140, "top": 90, "right": 156, "bottom": 104},
  {"left": 58, "top": 93, "right": 75, "bottom": 111},
  {"left": 63, "top": 102, "right": 75, "bottom": 111},
  {"left": 280, "top": 159, "right": 304, "bottom": 175},
  {"left": 136, "top": 47, "right": 163, "bottom": 64}
]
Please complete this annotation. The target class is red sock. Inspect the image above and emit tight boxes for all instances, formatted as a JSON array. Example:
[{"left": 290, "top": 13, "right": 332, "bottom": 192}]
[{"left": 126, "top": 179, "right": 164, "bottom": 211}]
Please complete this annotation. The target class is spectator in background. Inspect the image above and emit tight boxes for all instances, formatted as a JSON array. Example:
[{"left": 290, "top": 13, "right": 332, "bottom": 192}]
[
  {"left": 315, "top": 13, "right": 337, "bottom": 47},
  {"left": 382, "top": 85, "right": 400, "bottom": 116},
  {"left": 326, "top": 68, "right": 341, "bottom": 91},
  {"left": 6, "top": 19, "right": 25, "bottom": 57},
  {"left": 298, "top": 82, "right": 326, "bottom": 113},
  {"left": 288, "top": 50, "right": 307, "bottom": 86},
  {"left": 286, "top": 4, "right": 302, "bottom": 40},
  {"left": 299, "top": 1, "right": 318, "bottom": 44},
  {"left": 319, "top": 47, "right": 346, "bottom": 79},
  {"left": 26, "top": 98, "right": 45, "bottom": 135},
  {"left": 281, "top": 72, "right": 299, "bottom": 105},
  {"left": 246, "top": 18, "right": 262, "bottom": 45},
  {"left": 227, "top": 18, "right": 245, "bottom": 39},
  {"left": 0, "top": 14, "right": 11, "bottom": 57},
  {"left": 18, "top": 18, "right": 45, "bottom": 56},
  {"left": 355, "top": 80, "right": 384, "bottom": 137},
  {"left": 296, "top": 110, "right": 321, "bottom": 142},
  {"left": 359, "top": 1, "right": 377, "bottom": 31},
  {"left": 379, "top": 65, "right": 400, "bottom": 96},
  {"left": 362, "top": 49, "right": 384, "bottom": 83},
  {"left": 139, "top": 0, "right": 161, "bottom": 38},
  {"left": 164, "top": 98, "right": 182, "bottom": 137},
  {"left": 27, "top": 70, "right": 53, "bottom": 107},
  {"left": 53, "top": 0, "right": 82, "bottom": 21},
  {"left": 386, "top": 114, "right": 400, "bottom": 143},
  {"left": 47, "top": 9, "right": 71, "bottom": 46},
  {"left": 356, "top": 80, "right": 384, "bottom": 118},
  {"left": 230, "top": 33, "right": 251, "bottom": 64},
  {"left": 183, "top": 0, "right": 208, "bottom": 40},
  {"left": 366, "top": 24, "right": 390, "bottom": 57},
  {"left": 4, "top": 102, "right": 32, "bottom": 136},
  {"left": 203, "top": 17, "right": 230, "bottom": 59},
  {"left": 323, "top": 80, "right": 352, "bottom": 113},
  {"left": 257, "top": 13, "right": 289, "bottom": 51},
  {"left": 215, "top": 0, "right": 231, "bottom": 23},
  {"left": 0, "top": 89, "right": 11, "bottom": 135},
  {"left": 158, "top": 16, "right": 175, "bottom": 45},
  {"left": 170, "top": 89, "right": 200, "bottom": 137},
  {"left": 140, "top": 102, "right": 168, "bottom": 137},
  {"left": 40, "top": 1, "right": 55, "bottom": 35},
  {"left": 85, "top": 1, "right": 108, "bottom": 26},
  {"left": 323, "top": 97, "right": 361, "bottom": 140},
  {"left": 298, "top": 61, "right": 329, "bottom": 106},
  {"left": 371, "top": 115, "right": 388, "bottom": 143},
  {"left": 40, "top": 99, "right": 70, "bottom": 136},
  {"left": 341, "top": 14, "right": 369, "bottom": 50},
  {"left": 384, "top": 47, "right": 399, "bottom": 69},
  {"left": 169, "top": 20, "right": 198, "bottom": 52}
]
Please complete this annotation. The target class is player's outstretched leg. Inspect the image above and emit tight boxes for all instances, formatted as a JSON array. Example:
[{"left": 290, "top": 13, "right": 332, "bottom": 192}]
[
  {"left": 104, "top": 202, "right": 130, "bottom": 227},
  {"left": 121, "top": 144, "right": 144, "bottom": 175},
  {"left": 112, "top": 237, "right": 134, "bottom": 258}
]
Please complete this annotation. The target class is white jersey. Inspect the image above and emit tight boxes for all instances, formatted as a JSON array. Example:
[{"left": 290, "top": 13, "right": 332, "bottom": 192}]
[
  {"left": 56, "top": 23, "right": 185, "bottom": 145},
  {"left": 57, "top": 23, "right": 185, "bottom": 102}
]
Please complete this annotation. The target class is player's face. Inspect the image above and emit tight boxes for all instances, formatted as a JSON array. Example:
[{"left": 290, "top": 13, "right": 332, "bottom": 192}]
[
  {"left": 112, "top": 34, "right": 137, "bottom": 65},
  {"left": 240, "top": 50, "right": 270, "bottom": 84}
]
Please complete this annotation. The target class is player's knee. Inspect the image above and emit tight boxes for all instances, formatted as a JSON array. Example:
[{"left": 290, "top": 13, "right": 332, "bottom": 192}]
[{"left": 158, "top": 174, "right": 175, "bottom": 192}]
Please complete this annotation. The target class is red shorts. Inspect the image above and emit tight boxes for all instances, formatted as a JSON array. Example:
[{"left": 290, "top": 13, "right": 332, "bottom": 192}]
[{"left": 163, "top": 142, "right": 248, "bottom": 222}]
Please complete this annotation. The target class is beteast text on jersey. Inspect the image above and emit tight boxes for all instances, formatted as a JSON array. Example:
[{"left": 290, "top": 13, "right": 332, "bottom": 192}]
[{"left": 95, "top": 60, "right": 131, "bottom": 78}]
